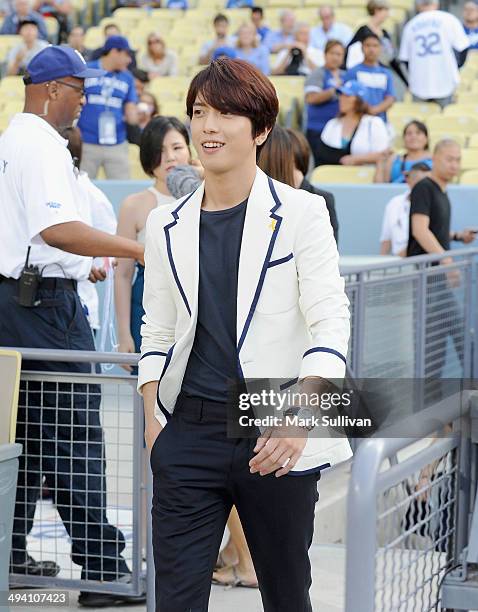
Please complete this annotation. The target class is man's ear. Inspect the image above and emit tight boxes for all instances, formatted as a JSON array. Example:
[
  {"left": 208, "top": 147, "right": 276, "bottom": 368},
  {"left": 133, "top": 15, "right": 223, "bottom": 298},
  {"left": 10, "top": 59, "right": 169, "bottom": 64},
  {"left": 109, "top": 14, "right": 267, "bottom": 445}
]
[
  {"left": 255, "top": 128, "right": 271, "bottom": 147},
  {"left": 45, "top": 81, "right": 60, "bottom": 99}
]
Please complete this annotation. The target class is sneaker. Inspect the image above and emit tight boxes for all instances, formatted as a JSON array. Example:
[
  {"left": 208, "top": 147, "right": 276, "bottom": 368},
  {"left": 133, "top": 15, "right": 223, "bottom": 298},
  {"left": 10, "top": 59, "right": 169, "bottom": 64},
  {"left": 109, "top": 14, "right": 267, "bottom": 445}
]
[
  {"left": 11, "top": 556, "right": 60, "bottom": 577},
  {"left": 78, "top": 574, "right": 146, "bottom": 608}
]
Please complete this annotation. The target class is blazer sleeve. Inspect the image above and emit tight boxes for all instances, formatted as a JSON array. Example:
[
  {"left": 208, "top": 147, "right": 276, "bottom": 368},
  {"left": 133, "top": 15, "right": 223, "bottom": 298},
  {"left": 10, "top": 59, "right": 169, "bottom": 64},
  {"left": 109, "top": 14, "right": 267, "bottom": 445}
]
[
  {"left": 294, "top": 195, "right": 350, "bottom": 381},
  {"left": 137, "top": 211, "right": 178, "bottom": 393}
]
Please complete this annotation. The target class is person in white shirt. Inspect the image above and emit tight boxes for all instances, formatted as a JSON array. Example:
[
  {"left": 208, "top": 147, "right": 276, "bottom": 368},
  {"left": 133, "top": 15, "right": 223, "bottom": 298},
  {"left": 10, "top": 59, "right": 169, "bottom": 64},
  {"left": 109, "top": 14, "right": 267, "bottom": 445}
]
[
  {"left": 316, "top": 79, "right": 390, "bottom": 166},
  {"left": 399, "top": 0, "right": 470, "bottom": 107},
  {"left": 310, "top": 5, "right": 352, "bottom": 51},
  {"left": 6, "top": 19, "right": 48, "bottom": 76},
  {"left": 271, "top": 22, "right": 324, "bottom": 76},
  {"left": 380, "top": 162, "right": 431, "bottom": 256},
  {"left": 199, "top": 13, "right": 235, "bottom": 65}
]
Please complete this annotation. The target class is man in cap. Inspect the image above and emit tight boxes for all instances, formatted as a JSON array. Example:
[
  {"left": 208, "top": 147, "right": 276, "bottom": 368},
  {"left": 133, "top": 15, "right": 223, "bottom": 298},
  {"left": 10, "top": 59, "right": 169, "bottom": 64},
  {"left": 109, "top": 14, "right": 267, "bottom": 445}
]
[
  {"left": 0, "top": 45, "right": 145, "bottom": 606},
  {"left": 77, "top": 35, "right": 139, "bottom": 179}
]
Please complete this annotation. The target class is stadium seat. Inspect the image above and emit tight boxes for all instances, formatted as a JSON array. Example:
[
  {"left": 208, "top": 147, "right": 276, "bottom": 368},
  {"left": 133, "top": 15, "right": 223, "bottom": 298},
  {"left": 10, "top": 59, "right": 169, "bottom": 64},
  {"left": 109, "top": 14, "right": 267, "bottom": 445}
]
[
  {"left": 389, "top": 101, "right": 440, "bottom": 118},
  {"left": 427, "top": 114, "right": 478, "bottom": 134},
  {"left": 429, "top": 132, "right": 467, "bottom": 150},
  {"left": 443, "top": 104, "right": 478, "bottom": 118},
  {"left": 455, "top": 92, "right": 478, "bottom": 104},
  {"left": 84, "top": 26, "right": 104, "bottom": 48},
  {"left": 45, "top": 16, "right": 59, "bottom": 41},
  {"left": 460, "top": 149, "right": 478, "bottom": 171},
  {"left": 0, "top": 76, "right": 24, "bottom": 100},
  {"left": 128, "top": 144, "right": 150, "bottom": 180},
  {"left": 310, "top": 165, "right": 375, "bottom": 184},
  {"left": 468, "top": 133, "right": 478, "bottom": 149},
  {"left": 460, "top": 170, "right": 478, "bottom": 185}
]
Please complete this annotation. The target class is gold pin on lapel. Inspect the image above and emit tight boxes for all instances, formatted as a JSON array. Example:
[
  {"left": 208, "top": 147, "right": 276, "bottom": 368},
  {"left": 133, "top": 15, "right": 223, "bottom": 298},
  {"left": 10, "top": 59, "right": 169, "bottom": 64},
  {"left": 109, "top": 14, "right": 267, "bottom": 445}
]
[{"left": 269, "top": 219, "right": 277, "bottom": 231}]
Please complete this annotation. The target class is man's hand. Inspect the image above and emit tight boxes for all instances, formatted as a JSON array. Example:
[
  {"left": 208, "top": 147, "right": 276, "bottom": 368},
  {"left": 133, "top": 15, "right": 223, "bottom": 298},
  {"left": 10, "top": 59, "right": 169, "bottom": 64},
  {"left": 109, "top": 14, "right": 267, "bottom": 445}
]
[
  {"left": 249, "top": 425, "right": 308, "bottom": 478},
  {"left": 145, "top": 418, "right": 163, "bottom": 453},
  {"left": 117, "top": 333, "right": 136, "bottom": 372},
  {"left": 339, "top": 155, "right": 356, "bottom": 166},
  {"left": 441, "top": 256, "right": 461, "bottom": 288},
  {"left": 88, "top": 266, "right": 107, "bottom": 283},
  {"left": 461, "top": 229, "right": 477, "bottom": 244}
]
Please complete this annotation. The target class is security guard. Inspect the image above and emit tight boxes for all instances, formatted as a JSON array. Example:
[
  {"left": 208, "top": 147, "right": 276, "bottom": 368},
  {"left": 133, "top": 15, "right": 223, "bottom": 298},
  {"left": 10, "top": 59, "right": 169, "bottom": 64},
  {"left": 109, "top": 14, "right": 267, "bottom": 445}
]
[{"left": 0, "top": 46, "right": 145, "bottom": 607}]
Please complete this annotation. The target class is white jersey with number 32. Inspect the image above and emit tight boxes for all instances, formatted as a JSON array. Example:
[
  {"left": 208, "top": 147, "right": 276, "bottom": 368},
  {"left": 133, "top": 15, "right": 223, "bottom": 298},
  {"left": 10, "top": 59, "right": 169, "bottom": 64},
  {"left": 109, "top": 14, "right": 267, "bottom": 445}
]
[{"left": 399, "top": 10, "right": 469, "bottom": 99}]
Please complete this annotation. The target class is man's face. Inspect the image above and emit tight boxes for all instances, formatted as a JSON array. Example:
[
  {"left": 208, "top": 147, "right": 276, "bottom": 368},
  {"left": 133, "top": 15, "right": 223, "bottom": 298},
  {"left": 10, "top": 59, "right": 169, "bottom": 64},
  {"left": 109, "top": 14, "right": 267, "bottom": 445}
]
[
  {"left": 433, "top": 144, "right": 461, "bottom": 182},
  {"left": 20, "top": 23, "right": 38, "bottom": 44},
  {"left": 320, "top": 8, "right": 334, "bottom": 31},
  {"left": 15, "top": 0, "right": 29, "bottom": 16},
  {"left": 463, "top": 1, "right": 478, "bottom": 24},
  {"left": 105, "top": 25, "right": 120, "bottom": 38},
  {"left": 251, "top": 10, "right": 262, "bottom": 27},
  {"left": 191, "top": 97, "right": 259, "bottom": 175},
  {"left": 214, "top": 18, "right": 228, "bottom": 38},
  {"left": 53, "top": 77, "right": 86, "bottom": 128},
  {"left": 281, "top": 11, "right": 295, "bottom": 33},
  {"left": 363, "top": 37, "right": 381, "bottom": 62},
  {"left": 68, "top": 27, "right": 84, "bottom": 50},
  {"left": 110, "top": 48, "right": 131, "bottom": 71},
  {"left": 295, "top": 24, "right": 310, "bottom": 45}
]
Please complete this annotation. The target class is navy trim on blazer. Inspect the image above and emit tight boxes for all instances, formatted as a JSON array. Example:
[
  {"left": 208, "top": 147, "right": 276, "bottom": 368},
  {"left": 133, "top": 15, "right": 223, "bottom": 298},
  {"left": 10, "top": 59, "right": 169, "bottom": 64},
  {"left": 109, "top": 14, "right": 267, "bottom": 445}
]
[
  {"left": 287, "top": 463, "right": 330, "bottom": 476},
  {"left": 268, "top": 252, "right": 293, "bottom": 268},
  {"left": 303, "top": 346, "right": 347, "bottom": 365},
  {"left": 164, "top": 191, "right": 197, "bottom": 317},
  {"left": 279, "top": 377, "right": 299, "bottom": 391},
  {"left": 156, "top": 344, "right": 176, "bottom": 421},
  {"left": 139, "top": 350, "right": 168, "bottom": 360},
  {"left": 237, "top": 177, "right": 283, "bottom": 353}
]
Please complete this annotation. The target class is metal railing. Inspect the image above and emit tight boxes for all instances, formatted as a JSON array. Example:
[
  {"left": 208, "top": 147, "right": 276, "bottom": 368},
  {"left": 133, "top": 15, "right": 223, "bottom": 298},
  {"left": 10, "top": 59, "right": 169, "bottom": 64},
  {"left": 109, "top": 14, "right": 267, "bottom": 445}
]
[{"left": 344, "top": 392, "right": 474, "bottom": 612}]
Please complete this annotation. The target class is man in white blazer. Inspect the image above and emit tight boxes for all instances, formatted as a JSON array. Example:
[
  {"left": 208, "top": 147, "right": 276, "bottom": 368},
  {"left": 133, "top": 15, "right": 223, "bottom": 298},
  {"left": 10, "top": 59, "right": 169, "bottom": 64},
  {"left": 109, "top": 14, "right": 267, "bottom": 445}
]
[{"left": 138, "top": 58, "right": 351, "bottom": 612}]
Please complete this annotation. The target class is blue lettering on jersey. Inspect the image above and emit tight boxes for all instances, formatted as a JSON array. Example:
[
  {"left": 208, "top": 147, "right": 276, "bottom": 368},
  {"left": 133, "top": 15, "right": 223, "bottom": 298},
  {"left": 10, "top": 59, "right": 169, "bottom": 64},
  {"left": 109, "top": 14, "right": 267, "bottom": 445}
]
[
  {"left": 46, "top": 202, "right": 62, "bottom": 209},
  {"left": 0, "top": 160, "right": 8, "bottom": 174},
  {"left": 414, "top": 32, "right": 442, "bottom": 56}
]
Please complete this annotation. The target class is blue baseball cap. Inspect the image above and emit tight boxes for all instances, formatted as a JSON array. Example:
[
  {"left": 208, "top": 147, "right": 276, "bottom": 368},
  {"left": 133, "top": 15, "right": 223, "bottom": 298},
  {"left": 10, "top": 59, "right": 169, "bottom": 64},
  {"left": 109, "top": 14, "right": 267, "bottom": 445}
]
[
  {"left": 212, "top": 46, "right": 238, "bottom": 60},
  {"left": 25, "top": 45, "right": 105, "bottom": 84},
  {"left": 337, "top": 80, "right": 368, "bottom": 100},
  {"left": 102, "top": 35, "right": 132, "bottom": 54}
]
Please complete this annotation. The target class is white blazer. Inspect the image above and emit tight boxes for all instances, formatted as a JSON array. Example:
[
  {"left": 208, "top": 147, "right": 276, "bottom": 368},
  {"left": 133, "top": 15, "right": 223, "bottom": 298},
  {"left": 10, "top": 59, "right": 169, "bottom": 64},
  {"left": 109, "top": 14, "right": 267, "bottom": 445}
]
[{"left": 138, "top": 167, "right": 352, "bottom": 474}]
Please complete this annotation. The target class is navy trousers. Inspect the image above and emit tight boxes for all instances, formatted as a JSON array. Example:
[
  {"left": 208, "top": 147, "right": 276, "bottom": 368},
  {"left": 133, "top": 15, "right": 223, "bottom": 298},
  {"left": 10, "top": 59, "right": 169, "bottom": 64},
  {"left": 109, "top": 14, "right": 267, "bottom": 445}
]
[
  {"left": 0, "top": 281, "right": 129, "bottom": 580},
  {"left": 151, "top": 393, "right": 320, "bottom": 612}
]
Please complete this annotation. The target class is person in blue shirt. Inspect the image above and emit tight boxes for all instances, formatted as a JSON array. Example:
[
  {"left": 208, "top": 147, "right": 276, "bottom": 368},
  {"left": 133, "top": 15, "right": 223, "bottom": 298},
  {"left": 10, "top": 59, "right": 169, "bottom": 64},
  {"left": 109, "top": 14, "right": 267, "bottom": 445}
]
[
  {"left": 235, "top": 22, "right": 270, "bottom": 75},
  {"left": 251, "top": 6, "right": 270, "bottom": 41},
  {"left": 345, "top": 32, "right": 395, "bottom": 123},
  {"left": 264, "top": 8, "right": 295, "bottom": 53},
  {"left": 463, "top": 1, "right": 478, "bottom": 49},
  {"left": 304, "top": 40, "right": 345, "bottom": 161},
  {"left": 78, "top": 35, "right": 139, "bottom": 179},
  {"left": 226, "top": 0, "right": 251, "bottom": 7},
  {"left": 0, "top": 0, "right": 48, "bottom": 40}
]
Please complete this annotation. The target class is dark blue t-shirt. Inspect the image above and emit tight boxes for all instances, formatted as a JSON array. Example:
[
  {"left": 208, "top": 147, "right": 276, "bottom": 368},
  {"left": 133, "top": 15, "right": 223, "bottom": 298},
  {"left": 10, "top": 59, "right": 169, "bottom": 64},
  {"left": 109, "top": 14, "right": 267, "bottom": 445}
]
[
  {"left": 345, "top": 63, "right": 395, "bottom": 122},
  {"left": 305, "top": 67, "right": 345, "bottom": 133},
  {"left": 78, "top": 60, "right": 138, "bottom": 145},
  {"left": 465, "top": 25, "right": 478, "bottom": 50},
  {"left": 181, "top": 199, "right": 247, "bottom": 402}
]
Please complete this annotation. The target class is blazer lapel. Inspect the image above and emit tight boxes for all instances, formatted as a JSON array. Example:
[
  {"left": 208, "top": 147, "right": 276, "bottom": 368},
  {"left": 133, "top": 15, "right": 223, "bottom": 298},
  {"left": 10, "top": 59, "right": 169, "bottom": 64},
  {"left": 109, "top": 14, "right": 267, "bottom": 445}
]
[
  {"left": 163, "top": 184, "right": 203, "bottom": 317},
  {"left": 237, "top": 168, "right": 283, "bottom": 354}
]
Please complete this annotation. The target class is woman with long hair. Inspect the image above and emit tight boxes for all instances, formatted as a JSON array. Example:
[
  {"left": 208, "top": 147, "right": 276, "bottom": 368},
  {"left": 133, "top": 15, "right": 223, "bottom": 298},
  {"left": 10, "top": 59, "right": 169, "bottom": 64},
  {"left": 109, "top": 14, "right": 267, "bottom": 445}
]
[
  {"left": 313, "top": 79, "right": 390, "bottom": 167},
  {"left": 374, "top": 120, "right": 432, "bottom": 183},
  {"left": 258, "top": 125, "right": 339, "bottom": 242},
  {"left": 115, "top": 117, "right": 191, "bottom": 369}
]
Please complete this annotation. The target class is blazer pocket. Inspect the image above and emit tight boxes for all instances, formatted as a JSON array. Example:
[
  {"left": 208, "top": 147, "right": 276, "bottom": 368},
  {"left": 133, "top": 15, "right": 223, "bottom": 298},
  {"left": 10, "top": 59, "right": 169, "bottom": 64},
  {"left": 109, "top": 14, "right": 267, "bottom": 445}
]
[{"left": 256, "top": 253, "right": 298, "bottom": 315}]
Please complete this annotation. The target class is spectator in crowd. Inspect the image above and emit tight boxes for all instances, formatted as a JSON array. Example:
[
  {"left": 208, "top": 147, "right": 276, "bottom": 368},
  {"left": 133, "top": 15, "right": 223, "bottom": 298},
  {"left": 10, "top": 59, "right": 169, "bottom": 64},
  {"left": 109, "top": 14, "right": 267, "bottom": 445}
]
[
  {"left": 78, "top": 35, "right": 139, "bottom": 179},
  {"left": 380, "top": 162, "right": 431, "bottom": 256},
  {"left": 91, "top": 23, "right": 137, "bottom": 66},
  {"left": 375, "top": 120, "right": 432, "bottom": 183},
  {"left": 289, "top": 127, "right": 339, "bottom": 242},
  {"left": 407, "top": 140, "right": 475, "bottom": 258},
  {"left": 7, "top": 20, "right": 48, "bottom": 75},
  {"left": 347, "top": 0, "right": 407, "bottom": 84},
  {"left": 399, "top": 0, "right": 469, "bottom": 107},
  {"left": 314, "top": 79, "right": 390, "bottom": 166},
  {"left": 199, "top": 13, "right": 235, "bottom": 65},
  {"left": 137, "top": 91, "right": 159, "bottom": 130},
  {"left": 463, "top": 1, "right": 478, "bottom": 49},
  {"left": 264, "top": 9, "right": 295, "bottom": 53},
  {"left": 131, "top": 67, "right": 149, "bottom": 96},
  {"left": 305, "top": 40, "right": 345, "bottom": 157},
  {"left": 235, "top": 22, "right": 270, "bottom": 75},
  {"left": 32, "top": 0, "right": 72, "bottom": 42},
  {"left": 226, "top": 0, "right": 252, "bottom": 7},
  {"left": 258, "top": 126, "right": 339, "bottom": 243},
  {"left": 0, "top": 0, "right": 48, "bottom": 40},
  {"left": 0, "top": 0, "right": 15, "bottom": 16},
  {"left": 345, "top": 33, "right": 395, "bottom": 123},
  {"left": 67, "top": 25, "right": 93, "bottom": 61},
  {"left": 139, "top": 32, "right": 178, "bottom": 78},
  {"left": 310, "top": 6, "right": 352, "bottom": 51},
  {"left": 251, "top": 6, "right": 270, "bottom": 42},
  {"left": 62, "top": 126, "right": 117, "bottom": 332},
  {"left": 271, "top": 22, "right": 323, "bottom": 76},
  {"left": 115, "top": 117, "right": 190, "bottom": 362}
]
